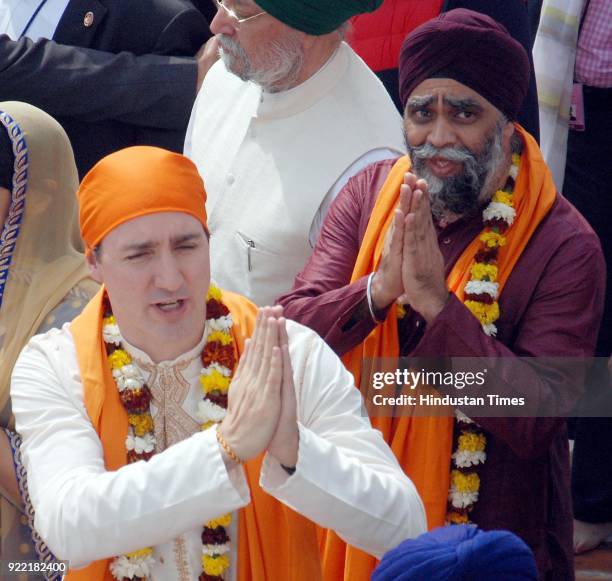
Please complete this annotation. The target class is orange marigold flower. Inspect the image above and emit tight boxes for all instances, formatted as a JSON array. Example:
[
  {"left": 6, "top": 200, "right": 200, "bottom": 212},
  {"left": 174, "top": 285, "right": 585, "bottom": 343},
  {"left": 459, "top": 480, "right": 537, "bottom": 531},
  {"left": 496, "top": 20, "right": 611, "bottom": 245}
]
[
  {"left": 448, "top": 511, "right": 470, "bottom": 525},
  {"left": 128, "top": 413, "right": 153, "bottom": 437},
  {"left": 202, "top": 342, "right": 235, "bottom": 370},
  {"left": 120, "top": 386, "right": 152, "bottom": 413}
]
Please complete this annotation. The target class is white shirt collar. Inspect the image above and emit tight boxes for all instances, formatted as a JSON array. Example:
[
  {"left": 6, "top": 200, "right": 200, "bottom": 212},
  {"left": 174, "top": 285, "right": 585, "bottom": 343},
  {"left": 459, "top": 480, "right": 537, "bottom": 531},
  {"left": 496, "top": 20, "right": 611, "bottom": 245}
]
[{"left": 120, "top": 324, "right": 209, "bottom": 369}]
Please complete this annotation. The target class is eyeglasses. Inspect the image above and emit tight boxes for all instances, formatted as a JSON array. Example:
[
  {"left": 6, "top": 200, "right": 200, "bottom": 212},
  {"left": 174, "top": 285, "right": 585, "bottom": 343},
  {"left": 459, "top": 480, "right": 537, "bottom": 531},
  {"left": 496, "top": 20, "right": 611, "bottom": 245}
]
[{"left": 214, "top": 0, "right": 267, "bottom": 25}]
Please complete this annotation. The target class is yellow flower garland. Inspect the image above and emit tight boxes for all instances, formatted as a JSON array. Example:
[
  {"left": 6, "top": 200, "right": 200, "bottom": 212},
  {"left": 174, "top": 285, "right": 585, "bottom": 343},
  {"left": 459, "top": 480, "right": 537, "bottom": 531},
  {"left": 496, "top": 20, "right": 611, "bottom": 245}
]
[
  {"left": 125, "top": 547, "right": 154, "bottom": 560},
  {"left": 128, "top": 413, "right": 154, "bottom": 437},
  {"left": 450, "top": 470, "right": 480, "bottom": 494},
  {"left": 106, "top": 284, "right": 235, "bottom": 580},
  {"left": 446, "top": 151, "right": 520, "bottom": 525},
  {"left": 207, "top": 513, "right": 232, "bottom": 529},
  {"left": 108, "top": 349, "right": 131, "bottom": 369},
  {"left": 479, "top": 231, "right": 507, "bottom": 248},
  {"left": 202, "top": 554, "right": 230, "bottom": 576},
  {"left": 208, "top": 330, "right": 233, "bottom": 345},
  {"left": 200, "top": 370, "right": 231, "bottom": 394},
  {"left": 457, "top": 432, "right": 486, "bottom": 453},
  {"left": 464, "top": 301, "right": 500, "bottom": 326},
  {"left": 470, "top": 263, "right": 498, "bottom": 282}
]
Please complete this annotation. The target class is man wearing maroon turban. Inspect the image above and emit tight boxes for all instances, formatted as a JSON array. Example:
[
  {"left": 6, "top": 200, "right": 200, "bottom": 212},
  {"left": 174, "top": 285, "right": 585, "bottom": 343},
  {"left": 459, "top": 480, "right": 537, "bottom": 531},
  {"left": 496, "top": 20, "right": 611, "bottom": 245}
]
[{"left": 279, "top": 9, "right": 605, "bottom": 580}]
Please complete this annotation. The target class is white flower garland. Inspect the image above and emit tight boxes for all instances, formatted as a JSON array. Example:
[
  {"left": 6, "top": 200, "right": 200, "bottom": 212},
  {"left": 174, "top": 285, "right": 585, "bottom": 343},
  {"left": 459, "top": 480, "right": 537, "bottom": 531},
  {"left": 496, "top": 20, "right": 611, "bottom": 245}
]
[
  {"left": 109, "top": 552, "right": 155, "bottom": 580},
  {"left": 446, "top": 153, "right": 521, "bottom": 523},
  {"left": 103, "top": 284, "right": 236, "bottom": 580}
]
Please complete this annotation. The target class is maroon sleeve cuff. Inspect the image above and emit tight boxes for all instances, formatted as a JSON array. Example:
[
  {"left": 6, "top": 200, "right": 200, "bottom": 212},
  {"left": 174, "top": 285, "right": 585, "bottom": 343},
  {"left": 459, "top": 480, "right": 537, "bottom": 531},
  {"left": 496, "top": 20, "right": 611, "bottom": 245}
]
[{"left": 411, "top": 293, "right": 485, "bottom": 358}]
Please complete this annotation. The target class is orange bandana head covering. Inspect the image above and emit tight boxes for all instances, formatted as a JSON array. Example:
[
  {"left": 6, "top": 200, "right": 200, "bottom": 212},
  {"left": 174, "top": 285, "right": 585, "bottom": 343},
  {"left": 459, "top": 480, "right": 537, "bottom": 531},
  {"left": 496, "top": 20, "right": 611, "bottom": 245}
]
[{"left": 77, "top": 146, "right": 207, "bottom": 253}]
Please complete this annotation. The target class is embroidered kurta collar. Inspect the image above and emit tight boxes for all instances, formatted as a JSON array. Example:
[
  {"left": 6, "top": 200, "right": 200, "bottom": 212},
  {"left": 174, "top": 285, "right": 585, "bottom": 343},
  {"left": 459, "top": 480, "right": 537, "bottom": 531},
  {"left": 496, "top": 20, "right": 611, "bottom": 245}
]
[{"left": 120, "top": 324, "right": 209, "bottom": 369}]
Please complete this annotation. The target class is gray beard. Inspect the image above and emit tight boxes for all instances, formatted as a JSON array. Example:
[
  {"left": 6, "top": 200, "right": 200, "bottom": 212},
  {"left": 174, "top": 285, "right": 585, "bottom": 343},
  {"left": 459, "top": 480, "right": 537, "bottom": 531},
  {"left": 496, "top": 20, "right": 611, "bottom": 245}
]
[
  {"left": 218, "top": 34, "right": 304, "bottom": 93},
  {"left": 406, "top": 122, "right": 506, "bottom": 221}
]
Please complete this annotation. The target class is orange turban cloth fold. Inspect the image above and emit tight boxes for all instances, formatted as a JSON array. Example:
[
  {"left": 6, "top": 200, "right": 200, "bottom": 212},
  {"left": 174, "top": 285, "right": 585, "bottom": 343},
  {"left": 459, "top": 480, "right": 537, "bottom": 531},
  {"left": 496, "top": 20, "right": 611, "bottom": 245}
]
[{"left": 77, "top": 146, "right": 207, "bottom": 252}]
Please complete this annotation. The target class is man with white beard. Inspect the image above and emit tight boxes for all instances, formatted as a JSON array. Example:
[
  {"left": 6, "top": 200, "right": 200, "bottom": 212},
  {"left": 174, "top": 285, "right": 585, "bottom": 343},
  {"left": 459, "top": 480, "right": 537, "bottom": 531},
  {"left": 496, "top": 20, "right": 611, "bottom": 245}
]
[{"left": 184, "top": 0, "right": 405, "bottom": 306}]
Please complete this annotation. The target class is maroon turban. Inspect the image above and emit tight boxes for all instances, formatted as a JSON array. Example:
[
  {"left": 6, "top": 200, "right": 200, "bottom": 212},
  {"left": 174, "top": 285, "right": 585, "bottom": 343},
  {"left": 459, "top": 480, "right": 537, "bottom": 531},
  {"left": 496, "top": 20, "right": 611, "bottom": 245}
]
[{"left": 398, "top": 9, "right": 530, "bottom": 120}]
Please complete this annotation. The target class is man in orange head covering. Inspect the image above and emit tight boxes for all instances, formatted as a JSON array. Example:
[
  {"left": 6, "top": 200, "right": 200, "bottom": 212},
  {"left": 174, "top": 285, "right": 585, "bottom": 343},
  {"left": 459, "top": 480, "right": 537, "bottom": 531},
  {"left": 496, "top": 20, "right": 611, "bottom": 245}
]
[{"left": 10, "top": 146, "right": 425, "bottom": 581}]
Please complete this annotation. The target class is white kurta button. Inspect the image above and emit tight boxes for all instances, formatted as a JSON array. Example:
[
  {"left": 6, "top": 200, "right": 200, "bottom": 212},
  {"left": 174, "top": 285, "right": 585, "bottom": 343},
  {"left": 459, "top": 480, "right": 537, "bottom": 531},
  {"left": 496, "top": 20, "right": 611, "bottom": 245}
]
[
  {"left": 227, "top": 174, "right": 235, "bottom": 185},
  {"left": 84, "top": 11, "right": 94, "bottom": 27}
]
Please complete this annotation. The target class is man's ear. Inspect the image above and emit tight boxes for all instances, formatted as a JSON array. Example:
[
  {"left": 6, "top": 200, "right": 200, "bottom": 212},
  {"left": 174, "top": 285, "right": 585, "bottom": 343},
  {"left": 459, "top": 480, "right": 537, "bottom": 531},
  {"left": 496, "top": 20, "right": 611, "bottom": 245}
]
[
  {"left": 502, "top": 121, "right": 515, "bottom": 153},
  {"left": 86, "top": 250, "right": 103, "bottom": 284}
]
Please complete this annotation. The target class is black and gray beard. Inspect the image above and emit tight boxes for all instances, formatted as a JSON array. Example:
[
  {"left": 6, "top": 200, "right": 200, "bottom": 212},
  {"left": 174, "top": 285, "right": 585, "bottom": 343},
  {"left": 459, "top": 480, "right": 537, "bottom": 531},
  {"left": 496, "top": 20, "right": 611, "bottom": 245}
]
[{"left": 406, "top": 122, "right": 506, "bottom": 221}]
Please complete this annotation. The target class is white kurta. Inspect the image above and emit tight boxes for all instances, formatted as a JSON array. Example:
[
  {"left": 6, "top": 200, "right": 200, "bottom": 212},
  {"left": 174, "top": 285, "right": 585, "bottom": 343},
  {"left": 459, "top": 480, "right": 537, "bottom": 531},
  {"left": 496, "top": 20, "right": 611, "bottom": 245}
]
[
  {"left": 185, "top": 42, "right": 405, "bottom": 306},
  {"left": 11, "top": 319, "right": 426, "bottom": 579}
]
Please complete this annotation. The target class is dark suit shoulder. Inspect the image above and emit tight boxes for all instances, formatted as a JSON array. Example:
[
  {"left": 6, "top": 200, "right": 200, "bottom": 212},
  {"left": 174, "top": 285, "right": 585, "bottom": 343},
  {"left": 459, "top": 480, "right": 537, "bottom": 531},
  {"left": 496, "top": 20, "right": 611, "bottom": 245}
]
[{"left": 56, "top": 0, "right": 210, "bottom": 55}]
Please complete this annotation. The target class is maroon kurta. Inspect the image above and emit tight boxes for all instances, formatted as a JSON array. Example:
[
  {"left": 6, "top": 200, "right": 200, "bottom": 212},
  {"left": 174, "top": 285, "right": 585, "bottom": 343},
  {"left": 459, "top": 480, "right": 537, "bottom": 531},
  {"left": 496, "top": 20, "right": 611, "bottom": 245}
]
[{"left": 278, "top": 158, "right": 606, "bottom": 580}]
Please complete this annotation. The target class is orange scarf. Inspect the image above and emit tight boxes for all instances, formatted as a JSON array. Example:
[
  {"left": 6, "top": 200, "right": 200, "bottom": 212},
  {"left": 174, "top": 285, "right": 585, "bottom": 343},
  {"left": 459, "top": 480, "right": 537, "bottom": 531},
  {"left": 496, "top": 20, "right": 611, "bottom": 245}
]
[
  {"left": 68, "top": 287, "right": 322, "bottom": 581},
  {"left": 321, "top": 125, "right": 557, "bottom": 581}
]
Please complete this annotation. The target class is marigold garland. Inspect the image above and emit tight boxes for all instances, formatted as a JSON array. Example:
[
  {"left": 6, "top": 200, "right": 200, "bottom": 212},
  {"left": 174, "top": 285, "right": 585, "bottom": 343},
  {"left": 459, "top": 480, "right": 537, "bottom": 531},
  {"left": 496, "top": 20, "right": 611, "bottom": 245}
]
[
  {"left": 104, "top": 284, "right": 236, "bottom": 581},
  {"left": 446, "top": 151, "right": 521, "bottom": 525},
  {"left": 470, "top": 262, "right": 498, "bottom": 282}
]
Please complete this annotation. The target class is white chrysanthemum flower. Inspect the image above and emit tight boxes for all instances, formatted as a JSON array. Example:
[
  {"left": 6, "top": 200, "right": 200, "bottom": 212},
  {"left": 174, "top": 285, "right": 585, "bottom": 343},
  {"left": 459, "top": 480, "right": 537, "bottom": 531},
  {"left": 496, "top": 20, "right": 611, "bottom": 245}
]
[
  {"left": 117, "top": 376, "right": 144, "bottom": 392},
  {"left": 207, "top": 315, "right": 233, "bottom": 333},
  {"left": 102, "top": 323, "right": 122, "bottom": 346},
  {"left": 452, "top": 449, "right": 486, "bottom": 468},
  {"left": 197, "top": 400, "right": 227, "bottom": 423},
  {"left": 465, "top": 280, "right": 499, "bottom": 299},
  {"left": 131, "top": 553, "right": 155, "bottom": 578},
  {"left": 455, "top": 410, "right": 473, "bottom": 424},
  {"left": 202, "top": 542, "right": 231, "bottom": 556},
  {"left": 126, "top": 432, "right": 156, "bottom": 454},
  {"left": 449, "top": 488, "right": 479, "bottom": 509},
  {"left": 509, "top": 163, "right": 519, "bottom": 180},
  {"left": 110, "top": 552, "right": 155, "bottom": 580},
  {"left": 113, "top": 364, "right": 141, "bottom": 379},
  {"left": 112, "top": 364, "right": 144, "bottom": 391},
  {"left": 482, "top": 323, "right": 497, "bottom": 337},
  {"left": 201, "top": 362, "right": 231, "bottom": 377},
  {"left": 121, "top": 364, "right": 141, "bottom": 378},
  {"left": 110, "top": 556, "right": 134, "bottom": 579},
  {"left": 483, "top": 202, "right": 516, "bottom": 225}
]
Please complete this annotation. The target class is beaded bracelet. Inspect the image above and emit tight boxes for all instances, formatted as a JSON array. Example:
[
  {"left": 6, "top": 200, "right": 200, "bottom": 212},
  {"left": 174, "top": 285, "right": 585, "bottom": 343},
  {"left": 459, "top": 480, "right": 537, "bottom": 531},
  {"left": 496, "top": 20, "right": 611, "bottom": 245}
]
[{"left": 216, "top": 425, "right": 244, "bottom": 465}]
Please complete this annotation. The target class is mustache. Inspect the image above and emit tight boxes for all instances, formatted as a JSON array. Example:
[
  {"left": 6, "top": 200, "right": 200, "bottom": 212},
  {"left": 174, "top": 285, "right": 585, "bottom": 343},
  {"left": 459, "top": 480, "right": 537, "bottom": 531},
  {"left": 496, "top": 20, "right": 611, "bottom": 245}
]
[
  {"left": 405, "top": 120, "right": 507, "bottom": 219},
  {"left": 218, "top": 34, "right": 239, "bottom": 53},
  {"left": 408, "top": 142, "right": 476, "bottom": 164}
]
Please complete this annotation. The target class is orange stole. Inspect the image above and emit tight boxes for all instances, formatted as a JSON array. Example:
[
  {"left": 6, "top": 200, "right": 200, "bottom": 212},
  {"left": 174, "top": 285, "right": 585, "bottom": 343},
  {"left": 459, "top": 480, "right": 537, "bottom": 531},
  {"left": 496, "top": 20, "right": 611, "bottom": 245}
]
[
  {"left": 321, "top": 125, "right": 557, "bottom": 581},
  {"left": 68, "top": 287, "right": 321, "bottom": 581}
]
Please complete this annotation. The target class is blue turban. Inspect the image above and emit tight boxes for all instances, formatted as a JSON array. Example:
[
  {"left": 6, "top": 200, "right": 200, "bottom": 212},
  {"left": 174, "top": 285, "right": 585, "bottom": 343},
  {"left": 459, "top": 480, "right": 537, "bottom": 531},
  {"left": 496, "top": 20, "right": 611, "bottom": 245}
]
[{"left": 372, "top": 525, "right": 538, "bottom": 581}]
